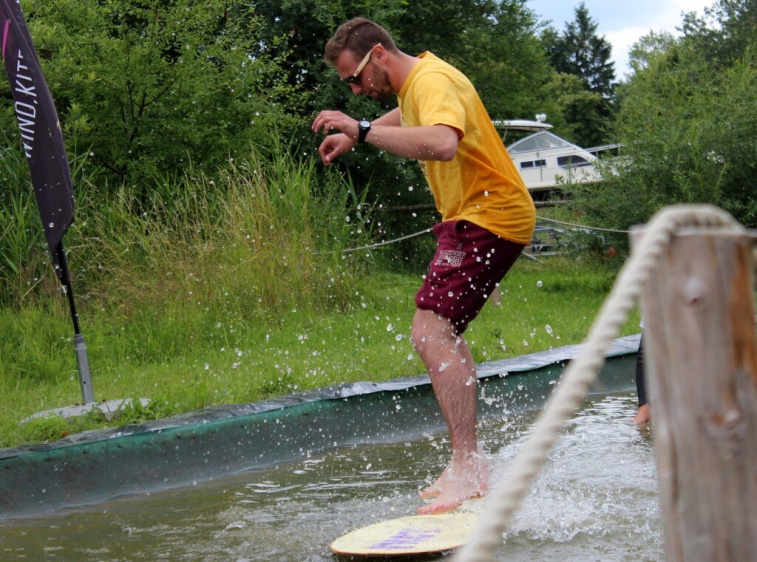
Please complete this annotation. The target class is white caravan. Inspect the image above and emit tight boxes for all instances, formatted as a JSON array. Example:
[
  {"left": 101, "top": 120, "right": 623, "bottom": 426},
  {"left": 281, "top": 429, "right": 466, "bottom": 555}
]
[{"left": 494, "top": 118, "right": 611, "bottom": 193}]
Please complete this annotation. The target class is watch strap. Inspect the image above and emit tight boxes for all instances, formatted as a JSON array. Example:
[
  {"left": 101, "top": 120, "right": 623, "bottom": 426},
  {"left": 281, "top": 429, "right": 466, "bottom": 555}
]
[{"left": 358, "top": 120, "right": 371, "bottom": 144}]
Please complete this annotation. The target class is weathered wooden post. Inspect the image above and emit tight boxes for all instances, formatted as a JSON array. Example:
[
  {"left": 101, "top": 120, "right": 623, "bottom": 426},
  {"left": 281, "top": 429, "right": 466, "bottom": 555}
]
[{"left": 639, "top": 226, "right": 757, "bottom": 561}]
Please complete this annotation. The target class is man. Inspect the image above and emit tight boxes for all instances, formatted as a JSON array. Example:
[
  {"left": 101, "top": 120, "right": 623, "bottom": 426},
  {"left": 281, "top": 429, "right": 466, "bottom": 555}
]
[{"left": 312, "top": 18, "right": 535, "bottom": 514}]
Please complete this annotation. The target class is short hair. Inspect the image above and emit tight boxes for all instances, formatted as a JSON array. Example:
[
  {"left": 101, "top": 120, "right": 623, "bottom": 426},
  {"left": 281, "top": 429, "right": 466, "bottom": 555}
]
[{"left": 324, "top": 18, "right": 398, "bottom": 66}]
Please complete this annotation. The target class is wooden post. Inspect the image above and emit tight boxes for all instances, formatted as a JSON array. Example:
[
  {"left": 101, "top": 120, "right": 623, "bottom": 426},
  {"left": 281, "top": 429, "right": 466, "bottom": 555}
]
[{"left": 639, "top": 227, "right": 757, "bottom": 561}]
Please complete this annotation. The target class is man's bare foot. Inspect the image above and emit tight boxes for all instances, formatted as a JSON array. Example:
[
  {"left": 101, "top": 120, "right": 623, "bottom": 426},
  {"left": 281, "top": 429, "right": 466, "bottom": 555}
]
[
  {"left": 420, "top": 465, "right": 450, "bottom": 499},
  {"left": 634, "top": 404, "right": 651, "bottom": 425},
  {"left": 420, "top": 443, "right": 487, "bottom": 499},
  {"left": 418, "top": 452, "right": 489, "bottom": 514}
]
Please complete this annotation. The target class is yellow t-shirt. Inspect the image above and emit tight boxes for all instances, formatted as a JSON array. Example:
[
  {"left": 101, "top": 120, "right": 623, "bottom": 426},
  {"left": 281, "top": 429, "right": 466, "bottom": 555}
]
[{"left": 398, "top": 52, "right": 535, "bottom": 244}]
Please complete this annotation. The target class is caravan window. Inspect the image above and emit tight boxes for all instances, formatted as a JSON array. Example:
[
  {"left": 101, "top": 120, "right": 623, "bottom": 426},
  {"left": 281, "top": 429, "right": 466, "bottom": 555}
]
[
  {"left": 520, "top": 159, "right": 546, "bottom": 169},
  {"left": 557, "top": 155, "right": 591, "bottom": 168}
]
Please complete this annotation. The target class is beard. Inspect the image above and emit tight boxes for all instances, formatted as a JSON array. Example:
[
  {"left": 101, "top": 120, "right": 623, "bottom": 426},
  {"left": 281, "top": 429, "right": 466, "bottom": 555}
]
[{"left": 370, "top": 68, "right": 394, "bottom": 102}]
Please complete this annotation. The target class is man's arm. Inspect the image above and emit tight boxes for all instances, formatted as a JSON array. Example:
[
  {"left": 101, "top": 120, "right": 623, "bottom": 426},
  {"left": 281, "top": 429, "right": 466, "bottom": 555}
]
[
  {"left": 312, "top": 107, "right": 459, "bottom": 165},
  {"left": 366, "top": 121, "right": 458, "bottom": 161},
  {"left": 372, "top": 107, "right": 401, "bottom": 127}
]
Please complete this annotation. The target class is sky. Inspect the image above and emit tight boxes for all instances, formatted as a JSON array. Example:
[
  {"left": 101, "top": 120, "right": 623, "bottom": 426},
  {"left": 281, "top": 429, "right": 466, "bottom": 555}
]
[{"left": 528, "top": 0, "right": 717, "bottom": 79}]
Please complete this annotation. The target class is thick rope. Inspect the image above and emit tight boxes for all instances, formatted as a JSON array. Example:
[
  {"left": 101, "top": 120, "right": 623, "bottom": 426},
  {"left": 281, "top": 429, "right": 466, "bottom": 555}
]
[{"left": 453, "top": 204, "right": 743, "bottom": 562}]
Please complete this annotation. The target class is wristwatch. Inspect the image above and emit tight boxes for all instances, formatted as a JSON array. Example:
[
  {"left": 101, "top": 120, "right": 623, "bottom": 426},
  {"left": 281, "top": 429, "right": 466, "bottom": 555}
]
[{"left": 358, "top": 119, "right": 371, "bottom": 143}]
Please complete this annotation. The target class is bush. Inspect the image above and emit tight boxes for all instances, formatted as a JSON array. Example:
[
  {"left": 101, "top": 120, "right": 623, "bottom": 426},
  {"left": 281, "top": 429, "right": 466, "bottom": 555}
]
[{"left": 567, "top": 38, "right": 757, "bottom": 249}]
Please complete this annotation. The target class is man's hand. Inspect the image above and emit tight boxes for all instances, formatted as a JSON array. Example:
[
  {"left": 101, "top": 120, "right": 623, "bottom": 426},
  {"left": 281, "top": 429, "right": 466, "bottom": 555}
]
[
  {"left": 312, "top": 110, "right": 359, "bottom": 166},
  {"left": 316, "top": 132, "right": 356, "bottom": 166}
]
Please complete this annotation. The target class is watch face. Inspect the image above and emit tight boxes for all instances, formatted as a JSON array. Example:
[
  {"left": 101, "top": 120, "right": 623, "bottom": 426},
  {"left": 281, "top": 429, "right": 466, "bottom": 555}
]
[{"left": 358, "top": 120, "right": 371, "bottom": 143}]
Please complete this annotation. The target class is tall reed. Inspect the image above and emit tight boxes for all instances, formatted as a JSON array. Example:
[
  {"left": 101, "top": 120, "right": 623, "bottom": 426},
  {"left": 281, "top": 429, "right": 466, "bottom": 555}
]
[
  {"left": 0, "top": 143, "right": 53, "bottom": 306},
  {"left": 1, "top": 141, "right": 374, "bottom": 386}
]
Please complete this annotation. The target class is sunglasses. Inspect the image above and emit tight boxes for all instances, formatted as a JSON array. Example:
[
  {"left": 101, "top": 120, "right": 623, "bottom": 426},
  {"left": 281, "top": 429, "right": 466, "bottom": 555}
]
[{"left": 343, "top": 45, "right": 379, "bottom": 85}]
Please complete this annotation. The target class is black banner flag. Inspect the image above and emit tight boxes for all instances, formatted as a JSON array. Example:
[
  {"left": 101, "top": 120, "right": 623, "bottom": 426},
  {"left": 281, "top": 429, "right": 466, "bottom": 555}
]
[
  {"left": 1, "top": 0, "right": 74, "bottom": 268},
  {"left": 1, "top": 0, "right": 94, "bottom": 404}
]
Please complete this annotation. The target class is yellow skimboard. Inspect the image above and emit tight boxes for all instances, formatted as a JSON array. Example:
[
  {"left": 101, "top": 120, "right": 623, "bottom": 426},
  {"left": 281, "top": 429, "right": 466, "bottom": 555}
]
[{"left": 330, "top": 511, "right": 478, "bottom": 557}]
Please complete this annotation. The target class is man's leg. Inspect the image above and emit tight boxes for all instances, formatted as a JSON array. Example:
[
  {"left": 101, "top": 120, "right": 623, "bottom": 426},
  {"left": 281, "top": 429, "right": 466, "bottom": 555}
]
[
  {"left": 411, "top": 308, "right": 489, "bottom": 514},
  {"left": 633, "top": 336, "right": 651, "bottom": 424}
]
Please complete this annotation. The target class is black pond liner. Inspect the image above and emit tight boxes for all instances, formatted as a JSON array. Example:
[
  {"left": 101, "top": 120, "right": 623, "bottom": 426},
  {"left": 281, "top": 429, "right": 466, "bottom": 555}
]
[{"left": 0, "top": 335, "right": 640, "bottom": 519}]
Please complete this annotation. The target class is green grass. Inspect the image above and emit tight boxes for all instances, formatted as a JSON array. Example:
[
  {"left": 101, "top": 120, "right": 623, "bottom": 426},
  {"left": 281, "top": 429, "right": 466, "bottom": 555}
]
[{"left": 0, "top": 256, "right": 639, "bottom": 449}]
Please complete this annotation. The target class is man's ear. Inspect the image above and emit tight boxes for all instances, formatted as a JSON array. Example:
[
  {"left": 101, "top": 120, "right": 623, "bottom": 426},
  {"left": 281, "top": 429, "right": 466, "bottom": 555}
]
[{"left": 372, "top": 44, "right": 387, "bottom": 66}]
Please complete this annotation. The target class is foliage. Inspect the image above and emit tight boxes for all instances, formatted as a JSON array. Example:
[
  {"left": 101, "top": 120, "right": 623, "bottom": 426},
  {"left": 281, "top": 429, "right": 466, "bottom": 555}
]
[
  {"left": 245, "top": 0, "right": 552, "bottom": 121},
  {"left": 545, "top": 3, "right": 615, "bottom": 97},
  {"left": 1, "top": 139, "right": 385, "bottom": 443},
  {"left": 392, "top": 0, "right": 553, "bottom": 123},
  {"left": 626, "top": 31, "right": 677, "bottom": 74},
  {"left": 0, "top": 125, "right": 54, "bottom": 306},
  {"left": 17, "top": 397, "right": 175, "bottom": 444},
  {"left": 11, "top": 0, "right": 305, "bottom": 199},
  {"left": 1, "top": 136, "right": 371, "bottom": 309},
  {"left": 541, "top": 2, "right": 616, "bottom": 147},
  {"left": 541, "top": 71, "right": 604, "bottom": 145},
  {"left": 681, "top": 0, "right": 757, "bottom": 68},
  {"left": 567, "top": 1, "right": 757, "bottom": 248}
]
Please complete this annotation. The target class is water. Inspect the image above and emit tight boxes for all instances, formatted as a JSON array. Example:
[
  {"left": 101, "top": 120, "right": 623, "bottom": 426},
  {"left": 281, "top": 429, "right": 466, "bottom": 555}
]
[{"left": 0, "top": 393, "right": 662, "bottom": 561}]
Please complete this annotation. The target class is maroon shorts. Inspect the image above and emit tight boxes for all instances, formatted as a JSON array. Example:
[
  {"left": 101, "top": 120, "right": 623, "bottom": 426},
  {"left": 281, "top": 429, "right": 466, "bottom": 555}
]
[{"left": 415, "top": 220, "right": 525, "bottom": 334}]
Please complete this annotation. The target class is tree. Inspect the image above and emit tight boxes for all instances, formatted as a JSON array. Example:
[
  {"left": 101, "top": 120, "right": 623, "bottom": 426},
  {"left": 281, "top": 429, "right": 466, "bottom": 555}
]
[
  {"left": 542, "top": 2, "right": 616, "bottom": 147},
  {"left": 244, "top": 0, "right": 551, "bottom": 122},
  {"left": 8, "top": 0, "right": 304, "bottom": 201},
  {"left": 567, "top": 4, "right": 757, "bottom": 250},
  {"left": 626, "top": 31, "right": 676, "bottom": 74},
  {"left": 443, "top": 0, "right": 555, "bottom": 122},
  {"left": 681, "top": 0, "right": 757, "bottom": 68}
]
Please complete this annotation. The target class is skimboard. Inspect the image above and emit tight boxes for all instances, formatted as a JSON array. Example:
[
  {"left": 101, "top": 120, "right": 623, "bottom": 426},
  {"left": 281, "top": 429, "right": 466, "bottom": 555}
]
[{"left": 330, "top": 511, "right": 478, "bottom": 557}]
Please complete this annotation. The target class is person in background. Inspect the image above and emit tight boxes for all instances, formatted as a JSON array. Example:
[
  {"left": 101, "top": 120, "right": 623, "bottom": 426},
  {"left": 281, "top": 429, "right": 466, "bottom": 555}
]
[
  {"left": 312, "top": 18, "right": 536, "bottom": 514},
  {"left": 634, "top": 336, "right": 650, "bottom": 424}
]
